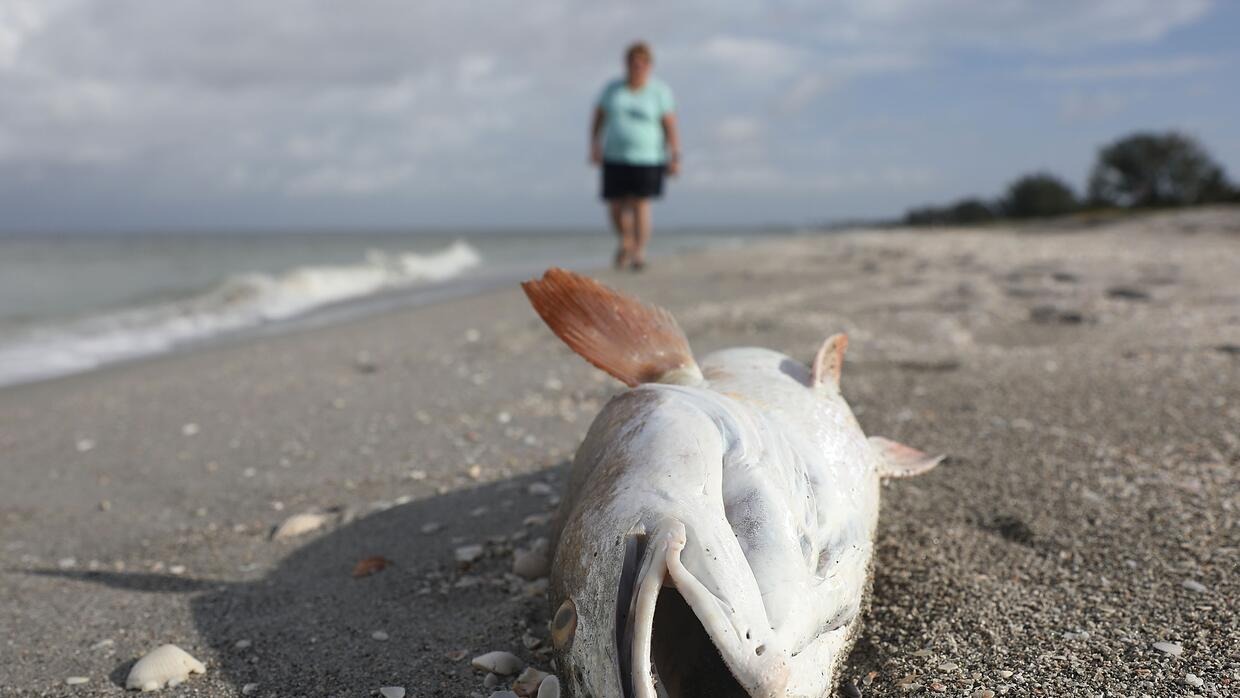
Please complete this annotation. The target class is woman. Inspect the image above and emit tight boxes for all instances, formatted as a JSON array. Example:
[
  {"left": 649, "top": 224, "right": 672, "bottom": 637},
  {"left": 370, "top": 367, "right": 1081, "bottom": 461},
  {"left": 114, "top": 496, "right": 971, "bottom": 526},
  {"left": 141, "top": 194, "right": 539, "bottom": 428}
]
[{"left": 590, "top": 41, "right": 680, "bottom": 271}]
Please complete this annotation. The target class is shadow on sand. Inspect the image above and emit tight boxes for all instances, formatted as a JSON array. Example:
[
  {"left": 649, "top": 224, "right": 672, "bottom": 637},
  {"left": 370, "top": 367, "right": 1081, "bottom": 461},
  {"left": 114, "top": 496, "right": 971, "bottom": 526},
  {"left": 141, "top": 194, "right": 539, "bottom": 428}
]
[
  {"left": 31, "top": 461, "right": 916, "bottom": 696},
  {"left": 37, "top": 468, "right": 565, "bottom": 696}
]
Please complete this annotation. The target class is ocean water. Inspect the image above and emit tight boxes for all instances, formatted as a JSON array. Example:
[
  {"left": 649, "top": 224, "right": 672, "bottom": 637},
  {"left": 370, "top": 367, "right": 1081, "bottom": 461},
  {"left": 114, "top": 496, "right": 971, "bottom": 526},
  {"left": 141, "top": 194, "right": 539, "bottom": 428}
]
[{"left": 0, "top": 228, "right": 763, "bottom": 387}]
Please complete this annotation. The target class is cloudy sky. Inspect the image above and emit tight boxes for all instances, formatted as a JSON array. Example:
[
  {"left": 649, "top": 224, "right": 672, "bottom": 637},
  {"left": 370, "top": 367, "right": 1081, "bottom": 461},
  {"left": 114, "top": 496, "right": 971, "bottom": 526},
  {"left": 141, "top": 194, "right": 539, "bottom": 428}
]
[{"left": 1, "top": 0, "right": 1237, "bottom": 232}]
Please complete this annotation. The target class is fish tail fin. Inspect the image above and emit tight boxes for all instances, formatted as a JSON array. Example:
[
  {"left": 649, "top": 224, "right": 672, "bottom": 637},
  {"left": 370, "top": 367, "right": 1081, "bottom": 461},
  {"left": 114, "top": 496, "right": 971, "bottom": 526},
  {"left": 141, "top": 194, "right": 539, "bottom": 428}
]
[{"left": 521, "top": 268, "right": 702, "bottom": 387}]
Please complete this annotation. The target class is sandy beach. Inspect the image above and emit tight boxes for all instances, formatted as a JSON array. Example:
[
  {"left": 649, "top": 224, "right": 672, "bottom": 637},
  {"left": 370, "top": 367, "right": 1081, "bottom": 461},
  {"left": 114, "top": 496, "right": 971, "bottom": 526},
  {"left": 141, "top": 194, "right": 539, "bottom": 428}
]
[{"left": 2, "top": 208, "right": 1238, "bottom": 697}]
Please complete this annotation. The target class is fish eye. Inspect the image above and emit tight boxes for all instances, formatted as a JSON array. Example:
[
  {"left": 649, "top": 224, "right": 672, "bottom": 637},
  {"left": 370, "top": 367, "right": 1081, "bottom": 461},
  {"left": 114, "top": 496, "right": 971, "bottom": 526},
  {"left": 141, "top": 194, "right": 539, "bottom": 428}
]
[{"left": 552, "top": 598, "right": 578, "bottom": 650}]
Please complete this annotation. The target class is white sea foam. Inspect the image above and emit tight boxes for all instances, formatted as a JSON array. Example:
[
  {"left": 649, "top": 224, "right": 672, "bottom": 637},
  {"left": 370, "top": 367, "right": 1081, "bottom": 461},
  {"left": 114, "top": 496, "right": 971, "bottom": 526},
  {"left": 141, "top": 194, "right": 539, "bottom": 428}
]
[{"left": 0, "top": 241, "right": 480, "bottom": 387}]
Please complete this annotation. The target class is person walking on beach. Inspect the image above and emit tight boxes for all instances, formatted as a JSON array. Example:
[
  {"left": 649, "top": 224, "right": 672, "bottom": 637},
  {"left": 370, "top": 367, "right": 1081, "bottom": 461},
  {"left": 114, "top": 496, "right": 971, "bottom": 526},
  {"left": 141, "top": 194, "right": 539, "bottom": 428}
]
[{"left": 590, "top": 41, "right": 680, "bottom": 271}]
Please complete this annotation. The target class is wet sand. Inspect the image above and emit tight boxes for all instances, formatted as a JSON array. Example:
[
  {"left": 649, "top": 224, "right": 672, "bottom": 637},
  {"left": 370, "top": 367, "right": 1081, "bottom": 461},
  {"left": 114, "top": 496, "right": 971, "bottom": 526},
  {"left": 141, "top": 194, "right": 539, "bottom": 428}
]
[{"left": 2, "top": 207, "right": 1237, "bottom": 696}]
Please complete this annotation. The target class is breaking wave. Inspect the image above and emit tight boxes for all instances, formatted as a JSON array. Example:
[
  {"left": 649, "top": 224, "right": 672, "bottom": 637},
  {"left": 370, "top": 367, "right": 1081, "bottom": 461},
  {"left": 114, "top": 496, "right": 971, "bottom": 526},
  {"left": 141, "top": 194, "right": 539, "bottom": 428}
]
[{"left": 0, "top": 241, "right": 481, "bottom": 387}]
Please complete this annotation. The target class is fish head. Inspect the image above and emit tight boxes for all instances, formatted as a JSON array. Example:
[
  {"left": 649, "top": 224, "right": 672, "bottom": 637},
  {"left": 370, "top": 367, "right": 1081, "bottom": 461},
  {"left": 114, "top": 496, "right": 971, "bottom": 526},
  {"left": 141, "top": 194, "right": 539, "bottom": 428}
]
[
  {"left": 549, "top": 508, "right": 785, "bottom": 698},
  {"left": 546, "top": 389, "right": 793, "bottom": 698}
]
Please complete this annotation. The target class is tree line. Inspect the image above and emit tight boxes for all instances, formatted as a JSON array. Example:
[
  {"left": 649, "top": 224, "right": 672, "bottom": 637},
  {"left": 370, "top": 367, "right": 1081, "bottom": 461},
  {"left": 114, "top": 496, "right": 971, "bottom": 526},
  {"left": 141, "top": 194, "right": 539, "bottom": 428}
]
[{"left": 903, "top": 131, "right": 1238, "bottom": 226}]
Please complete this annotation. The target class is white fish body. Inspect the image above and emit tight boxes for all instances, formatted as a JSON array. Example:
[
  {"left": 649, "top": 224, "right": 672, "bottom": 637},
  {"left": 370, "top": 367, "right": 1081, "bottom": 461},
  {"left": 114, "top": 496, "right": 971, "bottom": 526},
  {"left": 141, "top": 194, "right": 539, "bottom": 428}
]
[{"left": 522, "top": 269, "right": 940, "bottom": 698}]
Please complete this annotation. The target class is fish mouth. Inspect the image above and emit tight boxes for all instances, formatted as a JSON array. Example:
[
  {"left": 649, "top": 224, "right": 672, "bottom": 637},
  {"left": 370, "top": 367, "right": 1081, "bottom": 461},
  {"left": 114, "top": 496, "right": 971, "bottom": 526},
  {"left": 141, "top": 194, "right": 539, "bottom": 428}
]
[{"left": 618, "top": 521, "right": 766, "bottom": 698}]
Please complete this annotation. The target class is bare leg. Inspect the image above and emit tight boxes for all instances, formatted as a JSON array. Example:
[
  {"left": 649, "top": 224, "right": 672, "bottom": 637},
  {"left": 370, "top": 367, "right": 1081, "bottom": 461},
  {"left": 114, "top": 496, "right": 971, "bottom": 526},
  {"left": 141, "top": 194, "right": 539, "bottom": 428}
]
[
  {"left": 608, "top": 200, "right": 633, "bottom": 269},
  {"left": 631, "top": 198, "right": 652, "bottom": 270}
]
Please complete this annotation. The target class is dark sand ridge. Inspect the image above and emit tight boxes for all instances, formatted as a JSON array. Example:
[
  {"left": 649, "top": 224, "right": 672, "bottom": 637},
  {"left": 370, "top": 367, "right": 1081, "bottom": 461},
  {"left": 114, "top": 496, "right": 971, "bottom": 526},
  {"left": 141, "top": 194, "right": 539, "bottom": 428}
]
[{"left": 1, "top": 207, "right": 1237, "bottom": 696}]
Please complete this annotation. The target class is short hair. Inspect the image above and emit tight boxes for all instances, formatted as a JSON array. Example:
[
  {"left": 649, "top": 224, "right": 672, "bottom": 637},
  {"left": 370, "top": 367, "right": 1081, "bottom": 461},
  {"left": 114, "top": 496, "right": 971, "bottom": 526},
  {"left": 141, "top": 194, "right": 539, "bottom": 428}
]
[{"left": 625, "top": 41, "right": 653, "bottom": 63}]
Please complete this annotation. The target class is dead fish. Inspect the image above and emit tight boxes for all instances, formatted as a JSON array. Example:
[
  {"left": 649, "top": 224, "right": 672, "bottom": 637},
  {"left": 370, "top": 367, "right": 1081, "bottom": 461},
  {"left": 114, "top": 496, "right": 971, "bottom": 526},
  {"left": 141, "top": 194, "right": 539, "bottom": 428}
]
[{"left": 521, "top": 269, "right": 942, "bottom": 698}]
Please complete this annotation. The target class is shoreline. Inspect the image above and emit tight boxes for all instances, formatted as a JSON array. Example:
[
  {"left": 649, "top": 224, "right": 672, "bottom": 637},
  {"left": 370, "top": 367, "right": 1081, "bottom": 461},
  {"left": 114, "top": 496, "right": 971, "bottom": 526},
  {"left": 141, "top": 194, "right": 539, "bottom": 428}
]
[
  {"left": 1, "top": 208, "right": 1236, "bottom": 696},
  {"left": 0, "top": 227, "right": 807, "bottom": 393}
]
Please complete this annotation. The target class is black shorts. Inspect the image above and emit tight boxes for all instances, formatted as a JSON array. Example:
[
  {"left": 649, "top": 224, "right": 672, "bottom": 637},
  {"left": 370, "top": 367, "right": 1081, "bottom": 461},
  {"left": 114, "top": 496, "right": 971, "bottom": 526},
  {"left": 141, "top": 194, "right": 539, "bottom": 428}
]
[{"left": 601, "top": 161, "right": 665, "bottom": 200}]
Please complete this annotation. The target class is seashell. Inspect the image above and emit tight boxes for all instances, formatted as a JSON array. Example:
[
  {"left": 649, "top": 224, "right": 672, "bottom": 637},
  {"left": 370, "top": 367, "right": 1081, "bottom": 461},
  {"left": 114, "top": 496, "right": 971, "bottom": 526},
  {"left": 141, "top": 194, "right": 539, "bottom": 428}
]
[
  {"left": 537, "top": 676, "right": 560, "bottom": 698},
  {"left": 125, "top": 644, "right": 206, "bottom": 691},
  {"left": 1152, "top": 641, "right": 1182, "bottom": 656},
  {"left": 471, "top": 651, "right": 523, "bottom": 675},
  {"left": 522, "top": 513, "right": 552, "bottom": 527},
  {"left": 271, "top": 512, "right": 330, "bottom": 540},
  {"left": 454, "top": 544, "right": 485, "bottom": 564},
  {"left": 378, "top": 687, "right": 405, "bottom": 698},
  {"left": 511, "top": 666, "right": 549, "bottom": 696}
]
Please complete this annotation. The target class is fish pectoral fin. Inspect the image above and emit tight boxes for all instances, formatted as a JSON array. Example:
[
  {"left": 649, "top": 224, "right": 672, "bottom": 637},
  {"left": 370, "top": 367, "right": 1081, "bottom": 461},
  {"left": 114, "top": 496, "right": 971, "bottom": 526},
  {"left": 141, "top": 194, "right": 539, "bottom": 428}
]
[
  {"left": 870, "top": 435, "right": 944, "bottom": 479},
  {"left": 521, "top": 268, "right": 702, "bottom": 387}
]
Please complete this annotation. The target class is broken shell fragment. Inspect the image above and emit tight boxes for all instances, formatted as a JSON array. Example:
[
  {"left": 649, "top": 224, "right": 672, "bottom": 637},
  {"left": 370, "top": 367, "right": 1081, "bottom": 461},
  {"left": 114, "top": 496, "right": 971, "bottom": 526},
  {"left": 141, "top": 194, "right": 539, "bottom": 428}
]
[
  {"left": 125, "top": 644, "right": 206, "bottom": 691},
  {"left": 537, "top": 676, "right": 561, "bottom": 698},
  {"left": 271, "top": 512, "right": 330, "bottom": 540},
  {"left": 471, "top": 650, "right": 523, "bottom": 675},
  {"left": 512, "top": 666, "right": 549, "bottom": 696},
  {"left": 378, "top": 688, "right": 405, "bottom": 698}
]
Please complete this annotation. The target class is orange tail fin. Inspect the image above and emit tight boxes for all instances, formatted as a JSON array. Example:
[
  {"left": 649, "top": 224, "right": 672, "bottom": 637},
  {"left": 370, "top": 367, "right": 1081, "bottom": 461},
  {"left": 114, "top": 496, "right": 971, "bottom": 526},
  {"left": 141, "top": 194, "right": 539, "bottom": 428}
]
[{"left": 521, "top": 268, "right": 701, "bottom": 387}]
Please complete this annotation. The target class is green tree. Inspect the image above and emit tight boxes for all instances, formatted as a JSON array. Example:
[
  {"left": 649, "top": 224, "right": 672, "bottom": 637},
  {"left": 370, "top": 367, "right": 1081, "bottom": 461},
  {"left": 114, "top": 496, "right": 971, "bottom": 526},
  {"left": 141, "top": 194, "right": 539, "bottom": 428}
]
[
  {"left": 947, "top": 198, "right": 998, "bottom": 224},
  {"left": 1088, "top": 132, "right": 1233, "bottom": 208},
  {"left": 904, "top": 198, "right": 996, "bottom": 226},
  {"left": 1003, "top": 173, "right": 1078, "bottom": 218}
]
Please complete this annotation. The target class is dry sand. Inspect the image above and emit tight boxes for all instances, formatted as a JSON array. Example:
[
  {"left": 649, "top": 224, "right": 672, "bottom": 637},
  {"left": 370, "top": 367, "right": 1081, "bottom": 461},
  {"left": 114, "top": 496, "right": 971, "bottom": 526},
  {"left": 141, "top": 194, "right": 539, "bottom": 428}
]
[{"left": 1, "top": 207, "right": 1237, "bottom": 697}]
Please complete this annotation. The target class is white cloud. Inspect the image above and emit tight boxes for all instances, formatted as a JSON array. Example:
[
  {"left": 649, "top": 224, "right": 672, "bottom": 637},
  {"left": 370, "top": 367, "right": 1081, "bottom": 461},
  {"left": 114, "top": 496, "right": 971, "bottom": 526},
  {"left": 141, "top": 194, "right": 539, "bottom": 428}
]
[
  {"left": 714, "top": 116, "right": 764, "bottom": 145},
  {"left": 1028, "top": 56, "right": 1218, "bottom": 81},
  {"left": 0, "top": 0, "right": 74, "bottom": 70},
  {"left": 1058, "top": 90, "right": 1136, "bottom": 122},
  {"left": 817, "top": 0, "right": 1212, "bottom": 51},
  {"left": 698, "top": 36, "right": 806, "bottom": 81}
]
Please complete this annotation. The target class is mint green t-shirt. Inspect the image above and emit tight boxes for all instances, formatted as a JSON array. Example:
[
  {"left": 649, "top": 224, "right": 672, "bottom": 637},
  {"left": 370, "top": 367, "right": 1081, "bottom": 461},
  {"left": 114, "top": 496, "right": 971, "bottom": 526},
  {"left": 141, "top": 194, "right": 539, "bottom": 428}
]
[{"left": 598, "top": 77, "right": 675, "bottom": 165}]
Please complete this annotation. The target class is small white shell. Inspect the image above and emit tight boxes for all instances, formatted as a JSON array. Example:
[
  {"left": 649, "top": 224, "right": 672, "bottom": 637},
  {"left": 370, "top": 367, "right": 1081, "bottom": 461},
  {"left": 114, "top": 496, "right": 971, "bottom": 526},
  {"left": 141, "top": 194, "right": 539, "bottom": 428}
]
[
  {"left": 125, "top": 644, "right": 206, "bottom": 691},
  {"left": 471, "top": 650, "right": 522, "bottom": 675},
  {"left": 537, "top": 676, "right": 560, "bottom": 698},
  {"left": 271, "top": 512, "right": 330, "bottom": 540},
  {"left": 454, "top": 544, "right": 485, "bottom": 564},
  {"left": 378, "top": 688, "right": 406, "bottom": 698}
]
